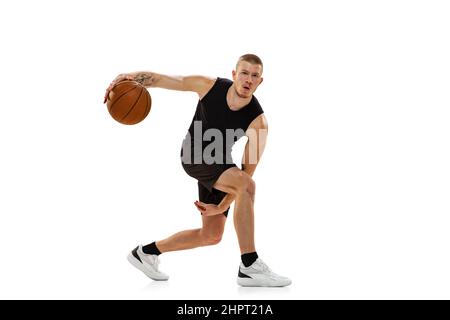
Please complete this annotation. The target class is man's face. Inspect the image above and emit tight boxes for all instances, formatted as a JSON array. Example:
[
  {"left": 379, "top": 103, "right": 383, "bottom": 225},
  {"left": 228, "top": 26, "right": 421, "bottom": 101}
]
[{"left": 232, "top": 61, "right": 263, "bottom": 98}]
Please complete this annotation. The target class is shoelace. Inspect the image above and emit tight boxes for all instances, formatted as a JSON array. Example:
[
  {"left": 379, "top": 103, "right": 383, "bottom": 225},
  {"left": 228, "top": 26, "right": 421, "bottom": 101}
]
[
  {"left": 258, "top": 260, "right": 284, "bottom": 281},
  {"left": 255, "top": 260, "right": 273, "bottom": 274}
]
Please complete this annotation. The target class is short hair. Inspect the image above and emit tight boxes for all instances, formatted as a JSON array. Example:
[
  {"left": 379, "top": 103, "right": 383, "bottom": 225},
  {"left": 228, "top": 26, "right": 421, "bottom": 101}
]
[{"left": 236, "top": 54, "right": 263, "bottom": 72}]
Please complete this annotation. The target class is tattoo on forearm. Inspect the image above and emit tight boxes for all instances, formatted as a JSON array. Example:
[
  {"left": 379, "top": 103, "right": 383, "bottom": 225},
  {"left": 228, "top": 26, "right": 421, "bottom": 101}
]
[{"left": 135, "top": 73, "right": 152, "bottom": 86}]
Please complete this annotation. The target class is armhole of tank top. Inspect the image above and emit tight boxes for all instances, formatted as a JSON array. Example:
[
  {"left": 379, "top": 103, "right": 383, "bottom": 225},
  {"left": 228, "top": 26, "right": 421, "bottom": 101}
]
[
  {"left": 253, "top": 97, "right": 264, "bottom": 115},
  {"left": 246, "top": 100, "right": 264, "bottom": 131},
  {"left": 245, "top": 111, "right": 265, "bottom": 133},
  {"left": 199, "top": 77, "right": 220, "bottom": 102}
]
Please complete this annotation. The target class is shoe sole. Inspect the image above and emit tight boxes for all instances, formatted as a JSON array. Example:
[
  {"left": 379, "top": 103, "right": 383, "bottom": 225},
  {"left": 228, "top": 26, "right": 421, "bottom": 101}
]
[
  {"left": 127, "top": 253, "right": 168, "bottom": 281},
  {"left": 237, "top": 277, "right": 292, "bottom": 287}
]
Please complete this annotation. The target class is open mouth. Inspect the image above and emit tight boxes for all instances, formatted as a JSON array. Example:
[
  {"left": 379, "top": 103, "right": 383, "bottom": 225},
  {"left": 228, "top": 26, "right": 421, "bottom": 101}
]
[{"left": 243, "top": 86, "right": 250, "bottom": 90}]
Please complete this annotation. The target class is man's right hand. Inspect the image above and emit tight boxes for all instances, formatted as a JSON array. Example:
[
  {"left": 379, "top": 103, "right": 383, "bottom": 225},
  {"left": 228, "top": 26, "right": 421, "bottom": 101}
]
[{"left": 103, "top": 73, "right": 133, "bottom": 104}]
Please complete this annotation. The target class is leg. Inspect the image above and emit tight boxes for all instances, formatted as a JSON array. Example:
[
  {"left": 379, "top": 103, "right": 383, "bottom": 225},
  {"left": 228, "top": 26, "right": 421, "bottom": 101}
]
[
  {"left": 212, "top": 167, "right": 256, "bottom": 254},
  {"left": 128, "top": 205, "right": 226, "bottom": 281},
  {"left": 155, "top": 214, "right": 227, "bottom": 253}
]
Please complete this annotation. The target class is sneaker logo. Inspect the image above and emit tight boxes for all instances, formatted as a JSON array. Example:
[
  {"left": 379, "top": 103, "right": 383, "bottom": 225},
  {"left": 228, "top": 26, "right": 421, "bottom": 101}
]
[
  {"left": 238, "top": 268, "right": 252, "bottom": 278},
  {"left": 132, "top": 247, "right": 142, "bottom": 263}
]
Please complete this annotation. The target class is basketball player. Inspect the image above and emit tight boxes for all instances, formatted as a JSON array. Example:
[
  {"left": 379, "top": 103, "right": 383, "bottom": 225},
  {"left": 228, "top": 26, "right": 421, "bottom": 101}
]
[{"left": 104, "top": 54, "right": 291, "bottom": 287}]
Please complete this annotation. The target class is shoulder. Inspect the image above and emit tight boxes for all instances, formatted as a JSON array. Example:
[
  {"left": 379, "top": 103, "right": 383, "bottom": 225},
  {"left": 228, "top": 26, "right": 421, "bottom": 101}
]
[
  {"left": 199, "top": 77, "right": 232, "bottom": 100},
  {"left": 182, "top": 76, "right": 216, "bottom": 98},
  {"left": 247, "top": 113, "right": 268, "bottom": 131},
  {"left": 217, "top": 77, "right": 233, "bottom": 86},
  {"left": 252, "top": 96, "right": 263, "bottom": 110}
]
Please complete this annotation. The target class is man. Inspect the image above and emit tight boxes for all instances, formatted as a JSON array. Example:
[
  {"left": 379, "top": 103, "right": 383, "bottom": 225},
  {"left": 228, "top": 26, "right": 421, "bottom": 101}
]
[{"left": 104, "top": 54, "right": 291, "bottom": 287}]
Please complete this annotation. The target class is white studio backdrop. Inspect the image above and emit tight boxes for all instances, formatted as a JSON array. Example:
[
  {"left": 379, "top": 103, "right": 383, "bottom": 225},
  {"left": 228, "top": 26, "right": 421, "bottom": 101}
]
[{"left": 0, "top": 0, "right": 449, "bottom": 299}]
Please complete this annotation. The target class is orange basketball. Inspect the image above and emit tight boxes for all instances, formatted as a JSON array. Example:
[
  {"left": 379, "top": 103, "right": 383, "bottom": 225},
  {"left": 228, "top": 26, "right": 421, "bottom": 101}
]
[{"left": 106, "top": 80, "right": 151, "bottom": 125}]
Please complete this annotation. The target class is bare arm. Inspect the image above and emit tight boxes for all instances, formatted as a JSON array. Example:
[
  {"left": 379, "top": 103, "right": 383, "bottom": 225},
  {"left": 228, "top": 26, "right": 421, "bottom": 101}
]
[
  {"left": 104, "top": 72, "right": 215, "bottom": 103},
  {"left": 194, "top": 114, "right": 268, "bottom": 216},
  {"left": 131, "top": 71, "right": 215, "bottom": 93},
  {"left": 241, "top": 114, "right": 269, "bottom": 177},
  {"left": 217, "top": 193, "right": 236, "bottom": 212},
  {"left": 221, "top": 114, "right": 268, "bottom": 207}
]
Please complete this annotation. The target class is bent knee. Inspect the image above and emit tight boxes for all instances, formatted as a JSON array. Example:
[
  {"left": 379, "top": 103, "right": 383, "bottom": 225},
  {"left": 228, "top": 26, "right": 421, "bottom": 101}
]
[
  {"left": 200, "top": 229, "right": 223, "bottom": 246},
  {"left": 236, "top": 174, "right": 255, "bottom": 197},
  {"left": 246, "top": 178, "right": 256, "bottom": 196}
]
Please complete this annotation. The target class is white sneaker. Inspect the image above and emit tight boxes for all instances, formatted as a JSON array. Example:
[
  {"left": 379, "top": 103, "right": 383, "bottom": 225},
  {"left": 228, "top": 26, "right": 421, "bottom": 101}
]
[
  {"left": 237, "top": 258, "right": 291, "bottom": 287},
  {"left": 127, "top": 245, "right": 169, "bottom": 281}
]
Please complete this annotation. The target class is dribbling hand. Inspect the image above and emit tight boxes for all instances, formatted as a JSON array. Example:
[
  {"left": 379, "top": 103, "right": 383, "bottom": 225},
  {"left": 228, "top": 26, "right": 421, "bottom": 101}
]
[{"left": 103, "top": 74, "right": 134, "bottom": 103}]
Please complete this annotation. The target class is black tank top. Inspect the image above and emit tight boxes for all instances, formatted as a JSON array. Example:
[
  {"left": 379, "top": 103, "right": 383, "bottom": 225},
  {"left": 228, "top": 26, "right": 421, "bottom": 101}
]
[{"left": 181, "top": 78, "right": 264, "bottom": 165}]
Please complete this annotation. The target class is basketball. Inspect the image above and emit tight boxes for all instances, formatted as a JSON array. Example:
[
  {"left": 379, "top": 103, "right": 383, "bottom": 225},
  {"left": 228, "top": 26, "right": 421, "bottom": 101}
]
[{"left": 106, "top": 80, "right": 151, "bottom": 125}]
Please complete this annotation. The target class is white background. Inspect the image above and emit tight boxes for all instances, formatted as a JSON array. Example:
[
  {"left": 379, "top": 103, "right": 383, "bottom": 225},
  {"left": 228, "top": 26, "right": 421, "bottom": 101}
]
[{"left": 0, "top": 0, "right": 449, "bottom": 299}]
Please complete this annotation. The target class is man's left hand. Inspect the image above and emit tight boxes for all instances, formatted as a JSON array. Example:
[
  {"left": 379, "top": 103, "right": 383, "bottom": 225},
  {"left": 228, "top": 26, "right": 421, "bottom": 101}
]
[{"left": 194, "top": 201, "right": 225, "bottom": 216}]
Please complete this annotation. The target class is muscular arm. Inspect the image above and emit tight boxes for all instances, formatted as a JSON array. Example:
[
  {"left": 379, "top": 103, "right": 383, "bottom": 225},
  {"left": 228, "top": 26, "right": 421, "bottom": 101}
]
[
  {"left": 213, "top": 114, "right": 268, "bottom": 213},
  {"left": 121, "top": 72, "right": 215, "bottom": 99},
  {"left": 241, "top": 114, "right": 269, "bottom": 177}
]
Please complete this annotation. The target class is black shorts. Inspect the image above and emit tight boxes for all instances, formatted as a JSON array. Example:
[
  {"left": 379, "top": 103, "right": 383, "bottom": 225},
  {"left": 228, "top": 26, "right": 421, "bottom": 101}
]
[{"left": 182, "top": 162, "right": 236, "bottom": 217}]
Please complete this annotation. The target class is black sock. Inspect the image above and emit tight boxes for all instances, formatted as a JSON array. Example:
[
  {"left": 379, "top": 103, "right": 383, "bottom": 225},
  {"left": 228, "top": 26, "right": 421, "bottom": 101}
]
[
  {"left": 142, "top": 242, "right": 161, "bottom": 255},
  {"left": 241, "top": 252, "right": 258, "bottom": 267}
]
